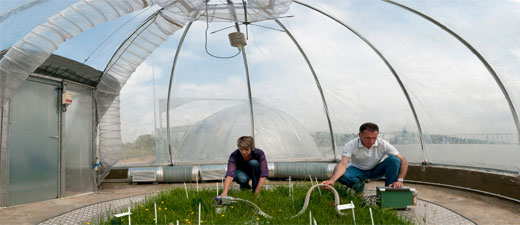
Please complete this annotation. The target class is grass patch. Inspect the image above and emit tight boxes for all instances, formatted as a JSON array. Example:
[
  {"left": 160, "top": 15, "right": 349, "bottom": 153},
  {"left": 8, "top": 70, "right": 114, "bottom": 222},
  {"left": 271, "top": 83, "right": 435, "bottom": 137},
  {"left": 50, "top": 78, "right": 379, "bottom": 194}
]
[{"left": 104, "top": 183, "right": 412, "bottom": 225}]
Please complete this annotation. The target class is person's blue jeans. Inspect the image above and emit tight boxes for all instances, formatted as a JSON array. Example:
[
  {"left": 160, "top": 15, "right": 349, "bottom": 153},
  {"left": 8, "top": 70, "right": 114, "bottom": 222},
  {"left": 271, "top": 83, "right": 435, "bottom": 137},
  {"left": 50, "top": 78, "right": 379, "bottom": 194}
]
[
  {"left": 234, "top": 159, "right": 261, "bottom": 192},
  {"left": 337, "top": 155, "right": 401, "bottom": 192}
]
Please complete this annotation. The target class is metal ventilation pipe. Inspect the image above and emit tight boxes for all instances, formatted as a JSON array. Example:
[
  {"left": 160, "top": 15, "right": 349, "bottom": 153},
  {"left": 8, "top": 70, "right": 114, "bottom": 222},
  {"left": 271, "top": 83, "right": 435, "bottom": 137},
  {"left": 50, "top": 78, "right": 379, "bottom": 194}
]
[{"left": 128, "top": 162, "right": 336, "bottom": 183}]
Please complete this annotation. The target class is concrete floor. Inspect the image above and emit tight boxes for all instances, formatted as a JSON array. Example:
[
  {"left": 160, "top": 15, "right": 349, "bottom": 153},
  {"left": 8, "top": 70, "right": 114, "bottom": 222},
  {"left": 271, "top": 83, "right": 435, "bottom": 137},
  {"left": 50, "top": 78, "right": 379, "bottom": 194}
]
[{"left": 0, "top": 180, "right": 519, "bottom": 225}]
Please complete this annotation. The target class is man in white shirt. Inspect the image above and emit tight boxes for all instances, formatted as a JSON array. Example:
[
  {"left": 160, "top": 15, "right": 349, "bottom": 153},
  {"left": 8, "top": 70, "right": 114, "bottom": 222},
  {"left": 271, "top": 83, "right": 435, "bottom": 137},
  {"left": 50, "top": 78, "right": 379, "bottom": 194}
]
[{"left": 321, "top": 122, "right": 408, "bottom": 192}]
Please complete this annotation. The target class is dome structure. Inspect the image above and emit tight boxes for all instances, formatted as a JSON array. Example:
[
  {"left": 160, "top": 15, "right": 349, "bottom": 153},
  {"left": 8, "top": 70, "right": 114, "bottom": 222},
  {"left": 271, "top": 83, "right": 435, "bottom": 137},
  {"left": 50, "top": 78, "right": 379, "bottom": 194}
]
[
  {"left": 175, "top": 101, "right": 325, "bottom": 165},
  {"left": 1, "top": 0, "right": 520, "bottom": 206}
]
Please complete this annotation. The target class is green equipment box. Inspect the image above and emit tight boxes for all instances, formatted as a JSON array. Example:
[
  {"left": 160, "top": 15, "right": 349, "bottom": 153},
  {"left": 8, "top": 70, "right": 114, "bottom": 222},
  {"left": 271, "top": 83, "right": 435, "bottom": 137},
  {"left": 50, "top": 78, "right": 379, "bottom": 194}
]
[{"left": 376, "top": 187, "right": 417, "bottom": 209}]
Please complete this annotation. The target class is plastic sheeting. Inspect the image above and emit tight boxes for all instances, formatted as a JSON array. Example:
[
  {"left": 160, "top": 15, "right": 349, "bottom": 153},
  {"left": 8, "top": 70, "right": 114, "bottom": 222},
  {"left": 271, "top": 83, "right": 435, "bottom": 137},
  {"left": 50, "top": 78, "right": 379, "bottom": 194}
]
[
  {"left": 97, "top": 11, "right": 185, "bottom": 172},
  {"left": 95, "top": 0, "right": 293, "bottom": 171},
  {"left": 0, "top": 0, "right": 83, "bottom": 51},
  {"left": 0, "top": 0, "right": 147, "bottom": 105},
  {"left": 175, "top": 102, "right": 327, "bottom": 165},
  {"left": 0, "top": 0, "right": 294, "bottom": 177},
  {"left": 1, "top": 0, "right": 520, "bottom": 175}
]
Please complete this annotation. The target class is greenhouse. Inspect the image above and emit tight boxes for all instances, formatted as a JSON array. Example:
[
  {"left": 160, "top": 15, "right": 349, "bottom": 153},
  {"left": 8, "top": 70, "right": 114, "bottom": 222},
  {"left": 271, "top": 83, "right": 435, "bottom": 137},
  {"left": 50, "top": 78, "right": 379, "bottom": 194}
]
[{"left": 0, "top": 0, "right": 519, "bottom": 224}]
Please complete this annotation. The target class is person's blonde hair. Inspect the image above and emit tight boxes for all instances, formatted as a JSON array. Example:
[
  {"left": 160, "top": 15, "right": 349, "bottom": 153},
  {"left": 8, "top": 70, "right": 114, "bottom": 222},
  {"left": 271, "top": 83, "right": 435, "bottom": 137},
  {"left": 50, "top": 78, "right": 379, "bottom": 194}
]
[{"left": 237, "top": 136, "right": 254, "bottom": 150}]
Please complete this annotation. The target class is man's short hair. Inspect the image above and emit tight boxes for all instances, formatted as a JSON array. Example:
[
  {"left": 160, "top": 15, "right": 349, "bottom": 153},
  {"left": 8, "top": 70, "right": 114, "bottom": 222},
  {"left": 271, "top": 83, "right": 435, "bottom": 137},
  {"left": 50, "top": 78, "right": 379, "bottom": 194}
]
[
  {"left": 359, "top": 122, "right": 379, "bottom": 133},
  {"left": 237, "top": 136, "right": 255, "bottom": 149}
]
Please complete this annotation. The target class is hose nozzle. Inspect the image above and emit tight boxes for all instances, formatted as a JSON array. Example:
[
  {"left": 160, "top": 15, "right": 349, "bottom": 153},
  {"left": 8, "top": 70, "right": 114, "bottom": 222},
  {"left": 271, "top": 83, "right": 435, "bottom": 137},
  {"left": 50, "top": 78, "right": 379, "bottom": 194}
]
[{"left": 215, "top": 196, "right": 234, "bottom": 205}]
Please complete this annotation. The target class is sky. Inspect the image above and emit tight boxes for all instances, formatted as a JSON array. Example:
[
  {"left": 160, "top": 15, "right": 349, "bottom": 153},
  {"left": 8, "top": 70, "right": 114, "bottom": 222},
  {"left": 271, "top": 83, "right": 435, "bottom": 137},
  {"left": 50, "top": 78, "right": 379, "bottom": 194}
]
[{"left": 1, "top": 0, "right": 520, "bottom": 148}]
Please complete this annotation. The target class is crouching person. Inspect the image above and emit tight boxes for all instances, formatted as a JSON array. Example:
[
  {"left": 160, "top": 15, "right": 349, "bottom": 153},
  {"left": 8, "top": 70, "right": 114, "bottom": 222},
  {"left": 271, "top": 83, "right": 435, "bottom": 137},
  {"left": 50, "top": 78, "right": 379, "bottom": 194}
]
[
  {"left": 220, "top": 136, "right": 268, "bottom": 197},
  {"left": 322, "top": 122, "right": 408, "bottom": 192}
]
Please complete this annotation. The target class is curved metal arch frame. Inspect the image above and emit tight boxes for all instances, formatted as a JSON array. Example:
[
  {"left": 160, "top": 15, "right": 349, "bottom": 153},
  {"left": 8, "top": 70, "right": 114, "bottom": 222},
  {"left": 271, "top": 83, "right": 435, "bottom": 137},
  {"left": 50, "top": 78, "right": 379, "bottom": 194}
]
[
  {"left": 274, "top": 19, "right": 338, "bottom": 161},
  {"left": 293, "top": 1, "right": 427, "bottom": 160},
  {"left": 101, "top": 9, "right": 163, "bottom": 78},
  {"left": 381, "top": 0, "right": 520, "bottom": 145},
  {"left": 166, "top": 21, "right": 193, "bottom": 165}
]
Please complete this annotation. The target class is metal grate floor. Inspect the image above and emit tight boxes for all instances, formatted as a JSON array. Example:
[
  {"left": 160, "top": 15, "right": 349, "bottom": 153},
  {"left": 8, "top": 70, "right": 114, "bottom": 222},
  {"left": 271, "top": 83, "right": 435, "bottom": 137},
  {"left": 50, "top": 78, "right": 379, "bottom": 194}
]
[
  {"left": 398, "top": 198, "right": 475, "bottom": 224},
  {"left": 39, "top": 195, "right": 149, "bottom": 225},
  {"left": 39, "top": 188, "right": 475, "bottom": 225}
]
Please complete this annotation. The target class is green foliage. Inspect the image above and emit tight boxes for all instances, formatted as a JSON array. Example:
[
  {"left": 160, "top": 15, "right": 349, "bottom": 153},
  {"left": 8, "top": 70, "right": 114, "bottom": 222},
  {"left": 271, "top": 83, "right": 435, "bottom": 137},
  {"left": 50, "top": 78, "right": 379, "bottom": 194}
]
[
  {"left": 122, "top": 134, "right": 156, "bottom": 158},
  {"left": 104, "top": 184, "right": 412, "bottom": 225}
]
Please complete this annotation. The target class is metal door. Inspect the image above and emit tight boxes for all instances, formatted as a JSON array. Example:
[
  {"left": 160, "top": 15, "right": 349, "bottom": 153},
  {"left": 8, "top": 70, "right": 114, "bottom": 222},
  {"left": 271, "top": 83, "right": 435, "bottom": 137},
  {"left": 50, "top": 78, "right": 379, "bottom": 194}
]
[
  {"left": 7, "top": 78, "right": 60, "bottom": 205},
  {"left": 64, "top": 83, "right": 94, "bottom": 196}
]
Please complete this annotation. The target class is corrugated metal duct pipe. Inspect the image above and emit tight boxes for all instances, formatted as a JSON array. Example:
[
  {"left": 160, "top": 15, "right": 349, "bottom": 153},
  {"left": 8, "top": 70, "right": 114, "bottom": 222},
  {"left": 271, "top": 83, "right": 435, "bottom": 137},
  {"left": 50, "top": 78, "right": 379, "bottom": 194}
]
[
  {"left": 269, "top": 162, "right": 335, "bottom": 180},
  {"left": 128, "top": 166, "right": 197, "bottom": 183},
  {"left": 128, "top": 163, "right": 337, "bottom": 183},
  {"left": 160, "top": 166, "right": 198, "bottom": 182}
]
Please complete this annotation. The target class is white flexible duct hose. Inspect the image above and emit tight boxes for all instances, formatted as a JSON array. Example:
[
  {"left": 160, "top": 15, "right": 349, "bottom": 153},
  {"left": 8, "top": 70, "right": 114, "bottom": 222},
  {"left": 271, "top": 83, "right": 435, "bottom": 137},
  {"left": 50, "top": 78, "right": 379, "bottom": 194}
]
[
  {"left": 233, "top": 198, "right": 274, "bottom": 219},
  {"left": 223, "top": 184, "right": 347, "bottom": 219},
  {"left": 292, "top": 183, "right": 347, "bottom": 217}
]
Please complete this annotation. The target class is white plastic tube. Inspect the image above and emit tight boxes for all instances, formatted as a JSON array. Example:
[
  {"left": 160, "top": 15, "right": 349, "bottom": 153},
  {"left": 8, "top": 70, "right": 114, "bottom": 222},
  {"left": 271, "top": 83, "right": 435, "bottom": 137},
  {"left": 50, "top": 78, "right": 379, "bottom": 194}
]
[
  {"left": 369, "top": 207, "right": 374, "bottom": 225},
  {"left": 309, "top": 210, "right": 312, "bottom": 225},
  {"left": 315, "top": 177, "right": 321, "bottom": 196},
  {"left": 184, "top": 182, "right": 189, "bottom": 199},
  {"left": 154, "top": 202, "right": 157, "bottom": 224}
]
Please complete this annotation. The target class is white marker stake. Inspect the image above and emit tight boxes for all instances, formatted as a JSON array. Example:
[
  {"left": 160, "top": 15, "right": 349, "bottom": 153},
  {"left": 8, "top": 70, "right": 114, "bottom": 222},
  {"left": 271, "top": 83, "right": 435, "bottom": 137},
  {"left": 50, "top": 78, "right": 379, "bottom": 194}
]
[
  {"left": 291, "top": 183, "right": 294, "bottom": 201},
  {"left": 290, "top": 179, "right": 294, "bottom": 201},
  {"left": 128, "top": 207, "right": 132, "bottom": 225},
  {"left": 115, "top": 207, "right": 132, "bottom": 225},
  {"left": 308, "top": 175, "right": 314, "bottom": 186},
  {"left": 313, "top": 218, "right": 318, "bottom": 225},
  {"left": 369, "top": 208, "right": 374, "bottom": 225},
  {"left": 288, "top": 176, "right": 292, "bottom": 197},
  {"left": 196, "top": 175, "right": 199, "bottom": 193},
  {"left": 154, "top": 202, "right": 157, "bottom": 224},
  {"left": 216, "top": 182, "right": 219, "bottom": 196},
  {"left": 351, "top": 200, "right": 356, "bottom": 225},
  {"left": 198, "top": 202, "right": 201, "bottom": 225},
  {"left": 309, "top": 210, "right": 312, "bottom": 225},
  {"left": 177, "top": 219, "right": 179, "bottom": 225},
  {"left": 184, "top": 182, "right": 189, "bottom": 199},
  {"left": 221, "top": 177, "right": 224, "bottom": 190},
  {"left": 288, "top": 177, "right": 291, "bottom": 195},
  {"left": 315, "top": 177, "right": 321, "bottom": 196}
]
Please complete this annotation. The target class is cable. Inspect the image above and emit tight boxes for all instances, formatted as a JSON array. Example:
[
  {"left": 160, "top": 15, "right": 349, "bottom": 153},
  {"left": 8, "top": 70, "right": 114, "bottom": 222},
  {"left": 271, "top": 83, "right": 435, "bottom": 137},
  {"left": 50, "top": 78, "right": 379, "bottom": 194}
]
[{"left": 204, "top": 1, "right": 241, "bottom": 59}]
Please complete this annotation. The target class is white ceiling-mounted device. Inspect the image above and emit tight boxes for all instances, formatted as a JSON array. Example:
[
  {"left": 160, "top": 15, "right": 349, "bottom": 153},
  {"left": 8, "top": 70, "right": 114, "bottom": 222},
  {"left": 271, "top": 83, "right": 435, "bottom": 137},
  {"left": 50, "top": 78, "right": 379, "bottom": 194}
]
[{"left": 228, "top": 32, "right": 247, "bottom": 47}]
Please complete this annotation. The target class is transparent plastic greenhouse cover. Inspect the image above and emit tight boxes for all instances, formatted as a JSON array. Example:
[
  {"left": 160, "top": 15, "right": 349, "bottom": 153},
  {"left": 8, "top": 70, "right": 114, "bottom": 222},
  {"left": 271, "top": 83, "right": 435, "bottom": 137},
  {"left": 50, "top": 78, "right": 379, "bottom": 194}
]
[{"left": 1, "top": 0, "right": 519, "bottom": 176}]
